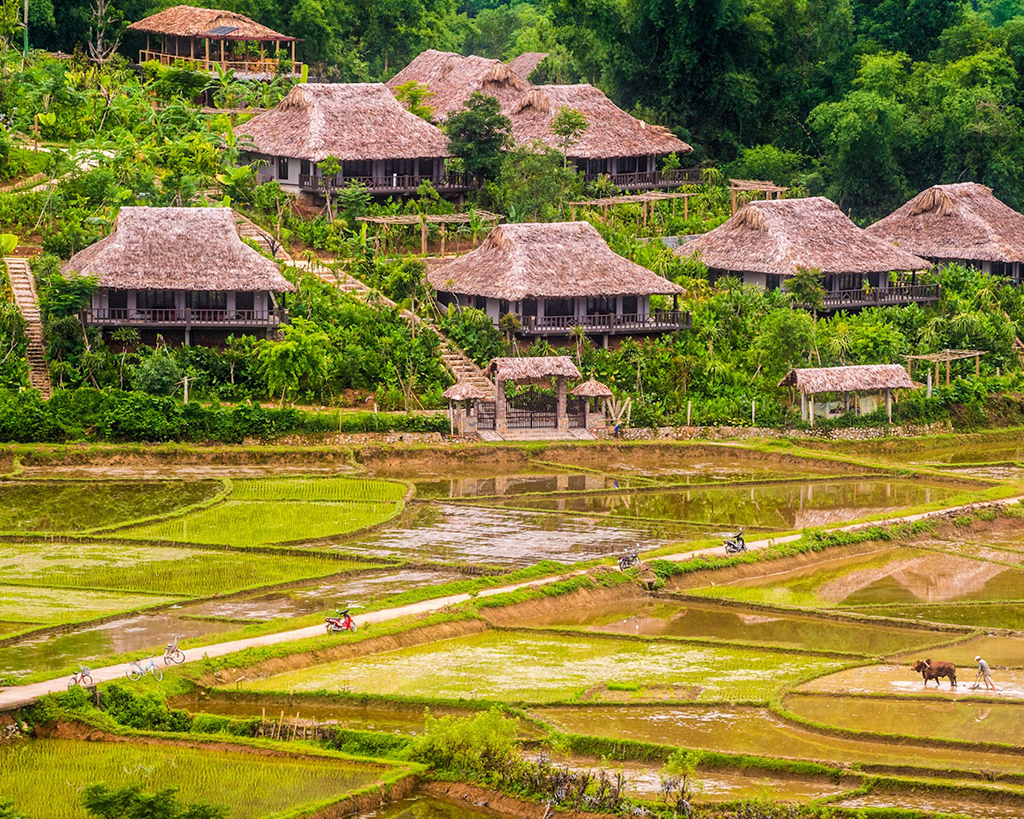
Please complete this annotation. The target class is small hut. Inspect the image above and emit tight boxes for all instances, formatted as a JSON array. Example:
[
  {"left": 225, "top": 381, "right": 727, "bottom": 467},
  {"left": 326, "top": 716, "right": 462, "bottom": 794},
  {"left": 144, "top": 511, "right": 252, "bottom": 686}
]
[
  {"left": 236, "top": 84, "right": 463, "bottom": 199},
  {"left": 778, "top": 365, "right": 914, "bottom": 426},
  {"left": 676, "top": 197, "right": 936, "bottom": 311},
  {"left": 571, "top": 377, "right": 613, "bottom": 429},
  {"left": 865, "top": 183, "right": 1024, "bottom": 282},
  {"left": 127, "top": 5, "right": 299, "bottom": 76},
  {"left": 429, "top": 221, "right": 688, "bottom": 345},
  {"left": 64, "top": 206, "right": 294, "bottom": 346},
  {"left": 488, "top": 356, "right": 582, "bottom": 433},
  {"left": 443, "top": 380, "right": 491, "bottom": 436}
]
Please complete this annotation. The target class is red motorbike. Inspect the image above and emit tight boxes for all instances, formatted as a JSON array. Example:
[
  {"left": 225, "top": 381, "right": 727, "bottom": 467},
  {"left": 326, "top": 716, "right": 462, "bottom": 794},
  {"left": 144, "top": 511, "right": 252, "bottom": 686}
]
[{"left": 325, "top": 609, "right": 358, "bottom": 634}]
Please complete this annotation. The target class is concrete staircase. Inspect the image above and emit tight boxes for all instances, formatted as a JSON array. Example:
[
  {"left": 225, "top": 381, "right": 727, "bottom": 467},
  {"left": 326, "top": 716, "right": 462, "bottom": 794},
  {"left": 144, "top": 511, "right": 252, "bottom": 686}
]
[
  {"left": 234, "top": 212, "right": 291, "bottom": 261},
  {"left": 5, "top": 257, "right": 51, "bottom": 398}
]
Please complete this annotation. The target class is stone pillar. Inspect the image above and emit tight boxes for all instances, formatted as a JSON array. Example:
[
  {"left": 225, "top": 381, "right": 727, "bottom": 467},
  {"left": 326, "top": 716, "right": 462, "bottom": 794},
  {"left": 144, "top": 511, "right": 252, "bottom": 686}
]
[
  {"left": 885, "top": 388, "right": 893, "bottom": 423},
  {"left": 495, "top": 378, "right": 507, "bottom": 433},
  {"left": 556, "top": 376, "right": 568, "bottom": 431}
]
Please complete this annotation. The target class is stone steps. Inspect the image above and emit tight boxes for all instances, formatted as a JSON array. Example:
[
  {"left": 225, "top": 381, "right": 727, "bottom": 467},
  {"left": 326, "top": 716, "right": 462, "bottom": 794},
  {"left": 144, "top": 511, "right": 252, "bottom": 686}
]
[{"left": 4, "top": 256, "right": 51, "bottom": 399}]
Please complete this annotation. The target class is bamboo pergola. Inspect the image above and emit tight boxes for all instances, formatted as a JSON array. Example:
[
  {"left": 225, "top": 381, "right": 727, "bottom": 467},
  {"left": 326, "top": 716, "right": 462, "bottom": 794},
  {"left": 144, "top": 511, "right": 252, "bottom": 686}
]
[
  {"left": 357, "top": 211, "right": 501, "bottom": 256},
  {"left": 904, "top": 349, "right": 985, "bottom": 386},
  {"left": 568, "top": 191, "right": 698, "bottom": 226},
  {"left": 729, "top": 179, "right": 789, "bottom": 213}
]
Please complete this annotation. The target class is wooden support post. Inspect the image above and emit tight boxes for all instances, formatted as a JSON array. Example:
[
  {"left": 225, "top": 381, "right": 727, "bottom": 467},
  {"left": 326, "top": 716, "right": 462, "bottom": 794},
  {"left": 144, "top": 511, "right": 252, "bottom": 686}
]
[
  {"left": 934, "top": 361, "right": 939, "bottom": 387},
  {"left": 291, "top": 40, "right": 296, "bottom": 67},
  {"left": 885, "top": 389, "right": 892, "bottom": 423},
  {"left": 570, "top": 204, "right": 575, "bottom": 221},
  {"left": 440, "top": 224, "right": 446, "bottom": 256},
  {"left": 946, "top": 358, "right": 950, "bottom": 386},
  {"left": 420, "top": 215, "right": 427, "bottom": 256},
  {"left": 683, "top": 196, "right": 688, "bottom": 220},
  {"left": 205, "top": 38, "right": 210, "bottom": 69},
  {"left": 800, "top": 392, "right": 807, "bottom": 422}
]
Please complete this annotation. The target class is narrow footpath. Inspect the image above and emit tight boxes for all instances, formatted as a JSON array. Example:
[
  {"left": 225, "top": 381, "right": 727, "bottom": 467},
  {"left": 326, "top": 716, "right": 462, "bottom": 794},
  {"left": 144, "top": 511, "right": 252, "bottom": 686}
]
[{"left": 1, "top": 492, "right": 1020, "bottom": 710}]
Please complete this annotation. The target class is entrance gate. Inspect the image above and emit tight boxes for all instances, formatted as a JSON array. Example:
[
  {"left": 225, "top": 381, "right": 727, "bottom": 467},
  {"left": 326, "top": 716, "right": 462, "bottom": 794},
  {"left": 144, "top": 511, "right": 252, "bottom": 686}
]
[
  {"left": 567, "top": 397, "right": 586, "bottom": 428},
  {"left": 477, "top": 401, "right": 496, "bottom": 430},
  {"left": 506, "top": 391, "right": 557, "bottom": 429}
]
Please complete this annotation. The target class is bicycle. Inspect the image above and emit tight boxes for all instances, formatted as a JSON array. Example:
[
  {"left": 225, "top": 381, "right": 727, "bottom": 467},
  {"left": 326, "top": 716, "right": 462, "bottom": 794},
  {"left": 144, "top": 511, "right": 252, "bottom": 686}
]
[
  {"left": 68, "top": 664, "right": 93, "bottom": 689},
  {"left": 126, "top": 657, "right": 163, "bottom": 682},
  {"left": 164, "top": 635, "right": 185, "bottom": 665}
]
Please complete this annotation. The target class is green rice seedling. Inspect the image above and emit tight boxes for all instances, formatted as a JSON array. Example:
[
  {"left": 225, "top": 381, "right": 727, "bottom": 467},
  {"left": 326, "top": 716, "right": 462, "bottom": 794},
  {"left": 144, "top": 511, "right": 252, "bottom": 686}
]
[
  {"left": 231, "top": 477, "right": 406, "bottom": 503},
  {"left": 0, "top": 738, "right": 386, "bottom": 819},
  {"left": 0, "top": 586, "right": 180, "bottom": 625}
]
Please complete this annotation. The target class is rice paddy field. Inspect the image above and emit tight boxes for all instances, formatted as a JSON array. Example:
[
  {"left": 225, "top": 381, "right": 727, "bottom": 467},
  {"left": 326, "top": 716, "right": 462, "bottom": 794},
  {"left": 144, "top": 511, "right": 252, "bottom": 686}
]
[{"left": 2, "top": 439, "right": 1024, "bottom": 819}]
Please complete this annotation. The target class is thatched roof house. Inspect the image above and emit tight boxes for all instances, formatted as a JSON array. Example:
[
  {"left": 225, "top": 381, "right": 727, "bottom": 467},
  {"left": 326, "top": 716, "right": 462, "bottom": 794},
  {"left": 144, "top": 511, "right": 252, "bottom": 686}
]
[
  {"left": 64, "top": 207, "right": 292, "bottom": 292},
  {"left": 236, "top": 84, "right": 464, "bottom": 198},
  {"left": 430, "top": 221, "right": 688, "bottom": 339},
  {"left": 778, "top": 365, "right": 913, "bottom": 394},
  {"left": 128, "top": 5, "right": 291, "bottom": 40},
  {"left": 865, "top": 183, "right": 1024, "bottom": 280},
  {"left": 507, "top": 52, "right": 548, "bottom": 81},
  {"left": 65, "top": 207, "right": 293, "bottom": 343}
]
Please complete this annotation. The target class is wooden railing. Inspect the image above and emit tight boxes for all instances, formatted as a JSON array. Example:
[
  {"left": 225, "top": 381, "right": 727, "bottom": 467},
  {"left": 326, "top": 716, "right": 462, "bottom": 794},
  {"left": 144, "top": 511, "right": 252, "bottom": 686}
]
[
  {"left": 519, "top": 309, "right": 691, "bottom": 335},
  {"left": 83, "top": 307, "right": 285, "bottom": 327},
  {"left": 586, "top": 168, "right": 703, "bottom": 190},
  {"left": 138, "top": 50, "right": 303, "bottom": 75},
  {"left": 819, "top": 284, "right": 941, "bottom": 310},
  {"left": 298, "top": 172, "right": 472, "bottom": 194}
]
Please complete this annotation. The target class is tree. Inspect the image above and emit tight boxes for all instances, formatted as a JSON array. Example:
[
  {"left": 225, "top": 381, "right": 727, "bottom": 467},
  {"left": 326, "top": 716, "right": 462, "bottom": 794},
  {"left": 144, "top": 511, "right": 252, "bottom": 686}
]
[
  {"left": 393, "top": 81, "right": 435, "bottom": 121},
  {"left": 445, "top": 93, "right": 512, "bottom": 185},
  {"left": 786, "top": 266, "right": 826, "bottom": 315},
  {"left": 82, "top": 784, "right": 226, "bottom": 819},
  {"left": 551, "top": 106, "right": 589, "bottom": 167},
  {"left": 86, "top": 0, "right": 123, "bottom": 65},
  {"left": 317, "top": 155, "right": 341, "bottom": 221},
  {"left": 495, "top": 143, "right": 582, "bottom": 220},
  {"left": 257, "top": 317, "right": 331, "bottom": 405}
]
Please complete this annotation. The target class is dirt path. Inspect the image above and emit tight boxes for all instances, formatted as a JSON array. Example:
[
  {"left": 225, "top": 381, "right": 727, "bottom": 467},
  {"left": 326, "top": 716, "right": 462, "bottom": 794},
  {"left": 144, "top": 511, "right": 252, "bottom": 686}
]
[{"left": 2, "top": 492, "right": 1021, "bottom": 711}]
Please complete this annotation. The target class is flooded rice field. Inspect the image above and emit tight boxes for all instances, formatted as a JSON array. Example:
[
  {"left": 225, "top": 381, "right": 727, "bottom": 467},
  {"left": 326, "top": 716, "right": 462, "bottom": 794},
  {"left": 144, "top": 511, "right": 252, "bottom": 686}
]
[
  {"left": 512, "top": 596, "right": 948, "bottom": 656},
  {"left": 836, "top": 791, "right": 1024, "bottom": 818},
  {"left": 799, "top": 663, "right": 1024, "bottom": 699},
  {"left": 785, "top": 693, "right": 1024, "bottom": 747},
  {"left": 846, "top": 601, "right": 1024, "bottom": 630},
  {"left": 237, "top": 630, "right": 842, "bottom": 702}
]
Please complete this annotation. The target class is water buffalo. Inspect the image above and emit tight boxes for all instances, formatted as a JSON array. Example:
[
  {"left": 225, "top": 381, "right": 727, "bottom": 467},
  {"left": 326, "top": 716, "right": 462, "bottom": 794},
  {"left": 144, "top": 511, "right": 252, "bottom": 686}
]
[{"left": 911, "top": 659, "right": 957, "bottom": 688}]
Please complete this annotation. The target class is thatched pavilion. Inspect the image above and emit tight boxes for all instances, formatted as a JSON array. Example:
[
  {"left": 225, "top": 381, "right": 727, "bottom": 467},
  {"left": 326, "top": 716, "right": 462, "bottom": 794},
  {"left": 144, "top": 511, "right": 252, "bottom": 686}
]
[
  {"left": 865, "top": 183, "right": 1024, "bottom": 283},
  {"left": 487, "top": 356, "right": 582, "bottom": 433},
  {"left": 237, "top": 84, "right": 466, "bottom": 200},
  {"left": 571, "top": 377, "right": 613, "bottom": 429},
  {"left": 127, "top": 5, "right": 300, "bottom": 76},
  {"left": 779, "top": 365, "right": 914, "bottom": 426},
  {"left": 64, "top": 207, "right": 294, "bottom": 346},
  {"left": 387, "top": 50, "right": 695, "bottom": 190},
  {"left": 429, "top": 221, "right": 688, "bottom": 345},
  {"left": 443, "top": 380, "right": 492, "bottom": 436},
  {"left": 677, "top": 197, "right": 937, "bottom": 311}
]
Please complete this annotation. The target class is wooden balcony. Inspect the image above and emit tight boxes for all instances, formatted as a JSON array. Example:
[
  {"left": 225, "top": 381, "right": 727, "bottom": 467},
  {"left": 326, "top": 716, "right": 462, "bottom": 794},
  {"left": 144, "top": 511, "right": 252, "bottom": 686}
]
[
  {"left": 298, "top": 172, "right": 473, "bottom": 196},
  {"left": 83, "top": 307, "right": 286, "bottom": 328},
  {"left": 138, "top": 49, "right": 303, "bottom": 76},
  {"left": 819, "top": 284, "right": 941, "bottom": 311},
  {"left": 585, "top": 168, "right": 703, "bottom": 191},
  {"left": 519, "top": 309, "right": 691, "bottom": 337}
]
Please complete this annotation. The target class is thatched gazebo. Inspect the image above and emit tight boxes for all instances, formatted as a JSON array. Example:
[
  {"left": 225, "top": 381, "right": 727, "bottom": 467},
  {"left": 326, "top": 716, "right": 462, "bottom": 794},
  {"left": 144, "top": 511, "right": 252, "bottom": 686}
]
[
  {"left": 571, "top": 377, "right": 613, "bottom": 428},
  {"left": 487, "top": 356, "right": 582, "bottom": 433},
  {"left": 236, "top": 84, "right": 465, "bottom": 200},
  {"left": 127, "top": 5, "right": 299, "bottom": 76},
  {"left": 865, "top": 183, "right": 1024, "bottom": 282},
  {"left": 64, "top": 206, "right": 294, "bottom": 346},
  {"left": 443, "top": 380, "right": 491, "bottom": 436},
  {"left": 387, "top": 51, "right": 695, "bottom": 190},
  {"left": 779, "top": 364, "right": 914, "bottom": 426},
  {"left": 429, "top": 221, "right": 688, "bottom": 344},
  {"left": 677, "top": 197, "right": 936, "bottom": 311}
]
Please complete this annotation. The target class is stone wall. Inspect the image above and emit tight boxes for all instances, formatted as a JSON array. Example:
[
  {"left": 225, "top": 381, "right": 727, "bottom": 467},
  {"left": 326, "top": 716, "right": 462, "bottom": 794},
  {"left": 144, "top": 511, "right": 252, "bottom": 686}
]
[{"left": 609, "top": 421, "right": 953, "bottom": 442}]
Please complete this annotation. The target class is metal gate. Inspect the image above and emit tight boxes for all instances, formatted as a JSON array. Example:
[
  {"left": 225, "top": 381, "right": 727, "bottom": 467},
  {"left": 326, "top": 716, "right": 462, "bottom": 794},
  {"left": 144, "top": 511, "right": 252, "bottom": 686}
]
[
  {"left": 506, "top": 391, "right": 557, "bottom": 429},
  {"left": 477, "top": 401, "right": 496, "bottom": 430},
  {"left": 567, "top": 397, "right": 586, "bottom": 428}
]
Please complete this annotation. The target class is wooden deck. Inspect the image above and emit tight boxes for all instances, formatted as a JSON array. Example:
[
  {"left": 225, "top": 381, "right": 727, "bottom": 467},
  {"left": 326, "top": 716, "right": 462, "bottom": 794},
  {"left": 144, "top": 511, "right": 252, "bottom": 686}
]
[
  {"left": 82, "top": 307, "right": 286, "bottom": 328},
  {"left": 138, "top": 50, "right": 303, "bottom": 76},
  {"left": 518, "top": 309, "right": 691, "bottom": 337},
  {"left": 298, "top": 172, "right": 472, "bottom": 196},
  {"left": 819, "top": 284, "right": 941, "bottom": 311}
]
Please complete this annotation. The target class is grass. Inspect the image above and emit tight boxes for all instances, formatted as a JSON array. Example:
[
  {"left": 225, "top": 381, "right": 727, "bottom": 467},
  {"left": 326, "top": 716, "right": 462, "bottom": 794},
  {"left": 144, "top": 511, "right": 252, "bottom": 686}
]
[
  {"left": 0, "top": 480, "right": 221, "bottom": 533},
  {"left": 0, "top": 737, "right": 387, "bottom": 819},
  {"left": 231, "top": 476, "right": 406, "bottom": 502},
  {"left": 0, "top": 541, "right": 376, "bottom": 597},
  {"left": 0, "top": 585, "right": 178, "bottom": 625}
]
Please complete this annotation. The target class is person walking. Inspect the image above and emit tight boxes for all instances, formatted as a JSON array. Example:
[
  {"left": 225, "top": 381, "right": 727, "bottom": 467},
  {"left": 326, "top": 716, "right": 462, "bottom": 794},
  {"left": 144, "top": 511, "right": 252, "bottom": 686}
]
[{"left": 975, "top": 656, "right": 996, "bottom": 691}]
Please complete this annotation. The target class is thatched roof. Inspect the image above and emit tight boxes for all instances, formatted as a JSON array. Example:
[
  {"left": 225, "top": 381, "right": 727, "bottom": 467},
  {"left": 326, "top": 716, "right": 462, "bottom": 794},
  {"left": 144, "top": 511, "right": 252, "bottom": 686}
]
[
  {"left": 677, "top": 197, "right": 932, "bottom": 277},
  {"left": 865, "top": 183, "right": 1024, "bottom": 264},
  {"left": 490, "top": 356, "right": 582, "bottom": 381},
  {"left": 778, "top": 365, "right": 914, "bottom": 394},
  {"left": 429, "top": 221, "right": 685, "bottom": 300},
  {"left": 571, "top": 377, "right": 613, "bottom": 397},
  {"left": 507, "top": 52, "right": 548, "bottom": 80},
  {"left": 62, "top": 207, "right": 294, "bottom": 292},
  {"left": 509, "top": 85, "right": 691, "bottom": 159},
  {"left": 127, "top": 5, "right": 293, "bottom": 40},
  {"left": 237, "top": 84, "right": 450, "bottom": 163},
  {"left": 443, "top": 380, "right": 491, "bottom": 400}
]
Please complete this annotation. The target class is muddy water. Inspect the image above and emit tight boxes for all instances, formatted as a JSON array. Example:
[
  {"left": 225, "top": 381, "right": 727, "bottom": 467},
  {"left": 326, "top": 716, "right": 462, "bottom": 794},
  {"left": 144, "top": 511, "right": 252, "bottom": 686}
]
[
  {"left": 532, "top": 705, "right": 1024, "bottom": 776},
  {"left": 515, "top": 598, "right": 946, "bottom": 656},
  {"left": 500, "top": 479, "right": 961, "bottom": 529},
  {"left": 799, "top": 664, "right": 1024, "bottom": 699},
  {"left": 786, "top": 694, "right": 1024, "bottom": 747},
  {"left": 845, "top": 602, "right": 1024, "bottom": 631},
  {"left": 693, "top": 547, "right": 1024, "bottom": 608},
  {"left": 837, "top": 792, "right": 1024, "bottom": 818},
  {"left": 415, "top": 473, "right": 644, "bottom": 499},
  {"left": 363, "top": 797, "right": 508, "bottom": 819}
]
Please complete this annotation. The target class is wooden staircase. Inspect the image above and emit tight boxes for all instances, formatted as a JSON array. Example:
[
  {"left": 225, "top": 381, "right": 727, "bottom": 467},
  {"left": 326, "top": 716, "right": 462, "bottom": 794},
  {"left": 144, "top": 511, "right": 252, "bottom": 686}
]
[{"left": 4, "top": 257, "right": 51, "bottom": 398}]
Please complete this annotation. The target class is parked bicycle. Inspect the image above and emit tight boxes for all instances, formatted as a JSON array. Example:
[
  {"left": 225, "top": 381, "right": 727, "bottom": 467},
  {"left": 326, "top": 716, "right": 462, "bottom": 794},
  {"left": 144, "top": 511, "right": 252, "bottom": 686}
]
[
  {"left": 164, "top": 635, "right": 185, "bottom": 665},
  {"left": 68, "top": 664, "right": 93, "bottom": 689},
  {"left": 126, "top": 657, "right": 163, "bottom": 681}
]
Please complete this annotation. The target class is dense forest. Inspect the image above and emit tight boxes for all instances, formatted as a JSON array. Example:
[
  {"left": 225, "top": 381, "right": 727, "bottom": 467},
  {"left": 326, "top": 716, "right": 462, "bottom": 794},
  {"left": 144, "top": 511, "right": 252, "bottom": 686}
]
[{"left": 23, "top": 0, "right": 1024, "bottom": 217}]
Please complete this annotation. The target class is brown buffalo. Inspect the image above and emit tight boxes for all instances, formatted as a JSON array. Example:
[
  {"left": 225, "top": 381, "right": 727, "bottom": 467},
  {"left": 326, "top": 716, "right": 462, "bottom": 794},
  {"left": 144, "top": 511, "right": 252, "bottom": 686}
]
[{"left": 911, "top": 659, "right": 956, "bottom": 688}]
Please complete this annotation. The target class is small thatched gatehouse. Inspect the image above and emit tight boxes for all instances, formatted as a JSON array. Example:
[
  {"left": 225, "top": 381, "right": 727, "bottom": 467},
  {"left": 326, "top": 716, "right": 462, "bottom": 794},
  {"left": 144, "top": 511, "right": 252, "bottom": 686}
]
[
  {"left": 127, "top": 5, "right": 300, "bottom": 76},
  {"left": 865, "top": 183, "right": 1024, "bottom": 283},
  {"left": 676, "top": 197, "right": 936, "bottom": 311},
  {"left": 237, "top": 84, "right": 466, "bottom": 199},
  {"left": 487, "top": 356, "right": 582, "bottom": 433},
  {"left": 779, "top": 364, "right": 914, "bottom": 425},
  {"left": 64, "top": 207, "right": 294, "bottom": 345},
  {"left": 429, "top": 221, "right": 688, "bottom": 344}
]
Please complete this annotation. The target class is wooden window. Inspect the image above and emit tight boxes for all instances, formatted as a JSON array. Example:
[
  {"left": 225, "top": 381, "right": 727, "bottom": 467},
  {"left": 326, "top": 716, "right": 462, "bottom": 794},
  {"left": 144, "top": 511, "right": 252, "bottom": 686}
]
[
  {"left": 186, "top": 291, "right": 227, "bottom": 309},
  {"left": 766, "top": 274, "right": 781, "bottom": 291},
  {"left": 277, "top": 157, "right": 290, "bottom": 180},
  {"left": 545, "top": 298, "right": 574, "bottom": 317},
  {"left": 622, "top": 295, "right": 638, "bottom": 315},
  {"left": 137, "top": 290, "right": 175, "bottom": 309},
  {"left": 343, "top": 160, "right": 373, "bottom": 178},
  {"left": 300, "top": 159, "right": 310, "bottom": 177},
  {"left": 236, "top": 292, "right": 255, "bottom": 311},
  {"left": 108, "top": 289, "right": 128, "bottom": 309}
]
